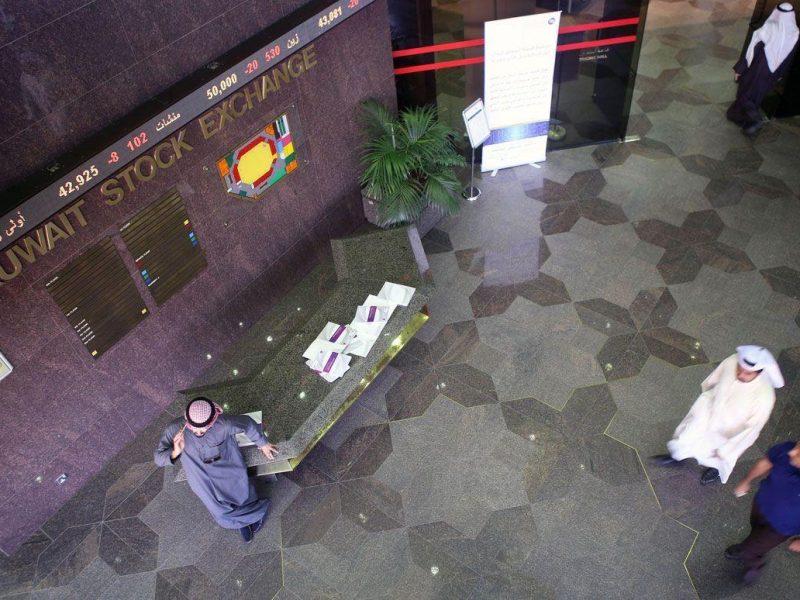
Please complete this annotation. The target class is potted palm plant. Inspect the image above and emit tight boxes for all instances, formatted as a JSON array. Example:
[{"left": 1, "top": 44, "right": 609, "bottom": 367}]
[{"left": 359, "top": 99, "right": 465, "bottom": 234}]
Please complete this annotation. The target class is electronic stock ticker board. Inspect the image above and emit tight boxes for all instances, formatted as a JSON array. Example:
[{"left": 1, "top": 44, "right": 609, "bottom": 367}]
[{"left": 0, "top": 0, "right": 377, "bottom": 250}]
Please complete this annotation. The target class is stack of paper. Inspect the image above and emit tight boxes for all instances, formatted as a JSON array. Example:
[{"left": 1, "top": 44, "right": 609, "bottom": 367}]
[
  {"left": 303, "top": 282, "right": 416, "bottom": 379},
  {"left": 348, "top": 297, "right": 391, "bottom": 357},
  {"left": 303, "top": 322, "right": 352, "bottom": 382},
  {"left": 378, "top": 281, "right": 416, "bottom": 306},
  {"left": 302, "top": 323, "right": 349, "bottom": 362},
  {"left": 355, "top": 303, "right": 392, "bottom": 324},
  {"left": 306, "top": 349, "right": 352, "bottom": 382},
  {"left": 321, "top": 322, "right": 355, "bottom": 345}
]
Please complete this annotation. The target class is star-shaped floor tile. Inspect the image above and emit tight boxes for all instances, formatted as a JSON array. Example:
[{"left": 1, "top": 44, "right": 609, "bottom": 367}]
[
  {"left": 280, "top": 422, "right": 403, "bottom": 547},
  {"left": 384, "top": 320, "right": 498, "bottom": 420},
  {"left": 575, "top": 287, "right": 709, "bottom": 380},
  {"left": 457, "top": 238, "right": 571, "bottom": 318},
  {"left": 634, "top": 209, "right": 755, "bottom": 284},
  {"left": 679, "top": 45, "right": 738, "bottom": 67},
  {"left": 501, "top": 384, "right": 640, "bottom": 502},
  {"left": 761, "top": 266, "right": 800, "bottom": 327},
  {"left": 680, "top": 147, "right": 791, "bottom": 207},
  {"left": 760, "top": 266, "right": 800, "bottom": 300},
  {"left": 524, "top": 169, "right": 628, "bottom": 235},
  {"left": 635, "top": 67, "right": 711, "bottom": 113},
  {"left": 591, "top": 137, "right": 674, "bottom": 168}
]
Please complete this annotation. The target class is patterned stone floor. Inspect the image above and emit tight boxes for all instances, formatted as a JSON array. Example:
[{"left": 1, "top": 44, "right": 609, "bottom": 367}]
[{"left": 3, "top": 0, "right": 800, "bottom": 598}]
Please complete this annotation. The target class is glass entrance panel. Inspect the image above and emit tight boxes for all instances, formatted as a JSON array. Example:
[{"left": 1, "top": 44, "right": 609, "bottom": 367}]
[{"left": 389, "top": 0, "right": 649, "bottom": 151}]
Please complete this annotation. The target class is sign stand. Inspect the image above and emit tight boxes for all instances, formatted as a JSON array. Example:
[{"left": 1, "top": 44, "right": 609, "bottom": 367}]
[
  {"left": 463, "top": 146, "right": 481, "bottom": 202},
  {"left": 481, "top": 12, "right": 560, "bottom": 171},
  {"left": 461, "top": 99, "right": 491, "bottom": 202}
]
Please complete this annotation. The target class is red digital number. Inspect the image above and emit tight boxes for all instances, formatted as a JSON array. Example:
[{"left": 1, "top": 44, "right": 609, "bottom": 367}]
[
  {"left": 108, "top": 151, "right": 119, "bottom": 164},
  {"left": 244, "top": 60, "right": 258, "bottom": 75},
  {"left": 265, "top": 45, "right": 280, "bottom": 62},
  {"left": 126, "top": 132, "right": 148, "bottom": 152},
  {"left": 348, "top": 0, "right": 359, "bottom": 7}
]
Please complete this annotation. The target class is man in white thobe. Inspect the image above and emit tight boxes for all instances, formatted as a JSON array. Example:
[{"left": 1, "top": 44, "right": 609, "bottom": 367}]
[{"left": 651, "top": 345, "right": 784, "bottom": 485}]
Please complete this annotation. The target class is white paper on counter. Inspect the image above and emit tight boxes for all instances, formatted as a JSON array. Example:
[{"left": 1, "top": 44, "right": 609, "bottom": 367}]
[
  {"left": 349, "top": 319, "right": 386, "bottom": 340},
  {"left": 378, "top": 281, "right": 416, "bottom": 306},
  {"left": 306, "top": 349, "right": 350, "bottom": 372},
  {"left": 302, "top": 338, "right": 347, "bottom": 360},
  {"left": 346, "top": 331, "right": 379, "bottom": 357},
  {"left": 306, "top": 350, "right": 351, "bottom": 382},
  {"left": 354, "top": 304, "right": 391, "bottom": 325},
  {"left": 319, "top": 322, "right": 355, "bottom": 345},
  {"left": 347, "top": 311, "right": 388, "bottom": 356},
  {"left": 363, "top": 294, "right": 397, "bottom": 319}
]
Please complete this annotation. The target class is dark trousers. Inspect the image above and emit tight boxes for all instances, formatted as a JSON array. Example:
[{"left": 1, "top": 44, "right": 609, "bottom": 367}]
[
  {"left": 740, "top": 502, "right": 790, "bottom": 570},
  {"left": 726, "top": 99, "right": 761, "bottom": 128}
]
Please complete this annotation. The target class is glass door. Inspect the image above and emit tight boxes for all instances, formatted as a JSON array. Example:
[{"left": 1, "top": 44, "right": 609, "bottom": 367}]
[{"left": 389, "top": 0, "right": 650, "bottom": 151}]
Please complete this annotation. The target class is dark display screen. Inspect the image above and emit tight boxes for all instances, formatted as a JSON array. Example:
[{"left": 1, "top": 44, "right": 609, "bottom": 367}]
[
  {"left": 119, "top": 190, "right": 206, "bottom": 306},
  {"left": 0, "top": 0, "right": 376, "bottom": 251},
  {"left": 45, "top": 238, "right": 149, "bottom": 358}
]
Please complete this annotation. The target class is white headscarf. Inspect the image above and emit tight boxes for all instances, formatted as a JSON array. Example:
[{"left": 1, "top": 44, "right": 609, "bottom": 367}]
[
  {"left": 745, "top": 3, "right": 799, "bottom": 72},
  {"left": 736, "top": 345, "right": 785, "bottom": 388}
]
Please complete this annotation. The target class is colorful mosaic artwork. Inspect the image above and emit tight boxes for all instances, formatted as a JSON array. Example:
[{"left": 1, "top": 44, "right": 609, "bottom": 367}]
[{"left": 217, "top": 114, "right": 297, "bottom": 200}]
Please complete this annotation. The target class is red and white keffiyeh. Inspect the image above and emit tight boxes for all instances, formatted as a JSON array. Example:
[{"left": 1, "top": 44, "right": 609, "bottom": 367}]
[{"left": 185, "top": 397, "right": 223, "bottom": 433}]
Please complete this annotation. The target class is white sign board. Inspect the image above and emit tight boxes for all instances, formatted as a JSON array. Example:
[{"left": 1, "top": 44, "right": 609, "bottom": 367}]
[
  {"left": 462, "top": 99, "right": 491, "bottom": 149},
  {"left": 482, "top": 12, "right": 560, "bottom": 171}
]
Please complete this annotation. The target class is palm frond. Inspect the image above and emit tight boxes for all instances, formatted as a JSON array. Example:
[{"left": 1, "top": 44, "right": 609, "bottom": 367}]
[
  {"left": 376, "top": 182, "right": 426, "bottom": 227},
  {"left": 400, "top": 105, "right": 436, "bottom": 143},
  {"left": 360, "top": 99, "right": 397, "bottom": 142},
  {"left": 423, "top": 170, "right": 461, "bottom": 214},
  {"left": 360, "top": 99, "right": 465, "bottom": 226},
  {"left": 359, "top": 137, "right": 415, "bottom": 196}
]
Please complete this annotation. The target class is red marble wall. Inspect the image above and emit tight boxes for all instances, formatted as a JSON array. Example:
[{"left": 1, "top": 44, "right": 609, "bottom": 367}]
[{"left": 0, "top": 0, "right": 396, "bottom": 554}]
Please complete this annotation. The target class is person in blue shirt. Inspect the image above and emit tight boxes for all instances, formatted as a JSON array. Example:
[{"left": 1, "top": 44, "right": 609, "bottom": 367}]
[{"left": 726, "top": 440, "right": 800, "bottom": 584}]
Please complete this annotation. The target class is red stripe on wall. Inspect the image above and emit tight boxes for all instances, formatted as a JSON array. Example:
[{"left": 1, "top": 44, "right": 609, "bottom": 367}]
[
  {"left": 557, "top": 35, "right": 638, "bottom": 52},
  {"left": 558, "top": 17, "right": 639, "bottom": 34},
  {"left": 394, "top": 56, "right": 485, "bottom": 75},
  {"left": 393, "top": 35, "right": 637, "bottom": 75},
  {"left": 390, "top": 17, "right": 640, "bottom": 58},
  {"left": 392, "top": 38, "right": 485, "bottom": 58}
]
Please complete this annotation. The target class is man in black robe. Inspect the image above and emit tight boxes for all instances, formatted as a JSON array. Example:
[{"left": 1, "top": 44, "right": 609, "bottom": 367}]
[
  {"left": 155, "top": 397, "right": 279, "bottom": 543},
  {"left": 727, "top": 2, "right": 799, "bottom": 136}
]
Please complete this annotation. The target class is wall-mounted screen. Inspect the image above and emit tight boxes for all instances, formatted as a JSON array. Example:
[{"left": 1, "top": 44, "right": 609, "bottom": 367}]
[
  {"left": 119, "top": 190, "right": 207, "bottom": 306},
  {"left": 46, "top": 238, "right": 149, "bottom": 358}
]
